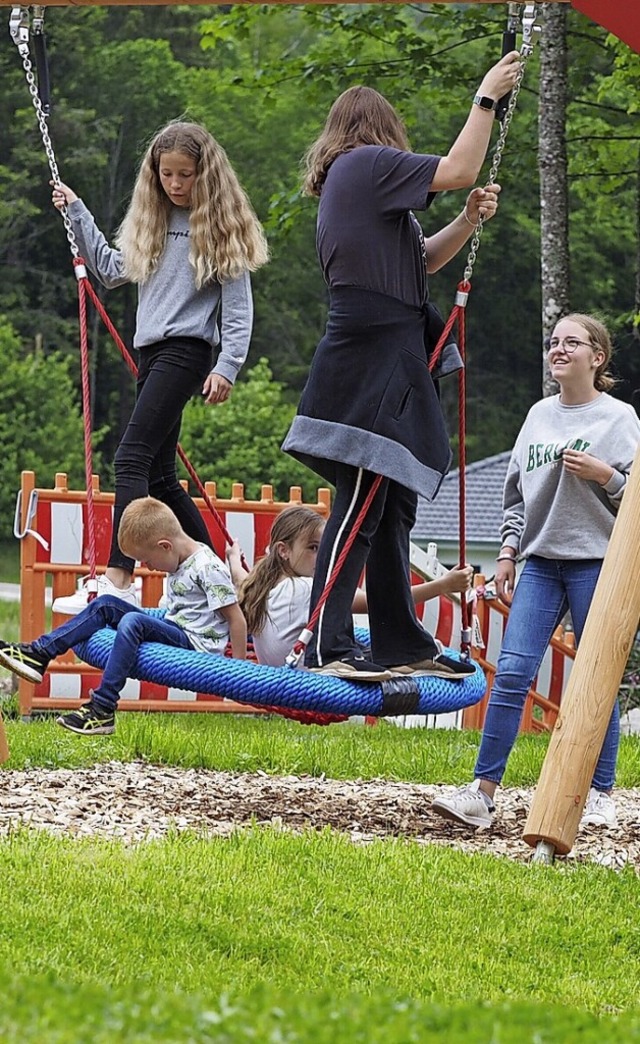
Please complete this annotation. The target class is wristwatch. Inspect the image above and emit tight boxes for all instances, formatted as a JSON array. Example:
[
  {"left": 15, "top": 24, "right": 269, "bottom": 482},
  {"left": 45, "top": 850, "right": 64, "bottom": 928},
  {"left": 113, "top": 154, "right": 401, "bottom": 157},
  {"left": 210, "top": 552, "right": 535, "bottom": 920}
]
[{"left": 473, "top": 94, "right": 498, "bottom": 113}]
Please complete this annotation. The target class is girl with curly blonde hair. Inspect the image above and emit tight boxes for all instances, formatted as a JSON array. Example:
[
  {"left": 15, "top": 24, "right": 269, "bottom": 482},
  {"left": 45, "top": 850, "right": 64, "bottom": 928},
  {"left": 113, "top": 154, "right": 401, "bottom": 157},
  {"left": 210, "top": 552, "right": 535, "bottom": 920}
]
[{"left": 50, "top": 121, "right": 268, "bottom": 616}]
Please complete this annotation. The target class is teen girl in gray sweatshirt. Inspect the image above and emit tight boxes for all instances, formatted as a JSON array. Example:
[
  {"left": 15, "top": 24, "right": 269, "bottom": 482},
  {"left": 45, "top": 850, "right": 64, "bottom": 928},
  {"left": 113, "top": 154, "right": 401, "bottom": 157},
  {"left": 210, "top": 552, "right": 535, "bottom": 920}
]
[{"left": 433, "top": 313, "right": 640, "bottom": 830}]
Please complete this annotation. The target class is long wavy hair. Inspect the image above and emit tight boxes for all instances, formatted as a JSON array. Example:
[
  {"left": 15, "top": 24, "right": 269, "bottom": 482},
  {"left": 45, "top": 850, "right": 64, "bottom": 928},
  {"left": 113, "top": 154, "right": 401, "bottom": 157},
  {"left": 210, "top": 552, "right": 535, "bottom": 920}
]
[
  {"left": 558, "top": 313, "right": 617, "bottom": 392},
  {"left": 238, "top": 507, "right": 325, "bottom": 636},
  {"left": 303, "top": 86, "right": 410, "bottom": 197},
  {"left": 116, "top": 121, "right": 269, "bottom": 287}
]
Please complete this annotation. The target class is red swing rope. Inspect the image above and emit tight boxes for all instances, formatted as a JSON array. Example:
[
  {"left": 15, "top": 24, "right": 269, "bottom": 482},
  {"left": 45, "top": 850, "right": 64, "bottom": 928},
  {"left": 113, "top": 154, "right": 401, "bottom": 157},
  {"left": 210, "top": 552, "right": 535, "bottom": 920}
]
[{"left": 75, "top": 270, "right": 98, "bottom": 595}]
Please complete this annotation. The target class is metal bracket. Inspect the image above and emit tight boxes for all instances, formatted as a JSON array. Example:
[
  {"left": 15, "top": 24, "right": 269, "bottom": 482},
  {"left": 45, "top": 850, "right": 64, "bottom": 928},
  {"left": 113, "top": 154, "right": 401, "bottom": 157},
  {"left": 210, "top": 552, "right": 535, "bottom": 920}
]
[
  {"left": 521, "top": 4, "right": 542, "bottom": 57},
  {"left": 9, "top": 6, "right": 29, "bottom": 53},
  {"left": 31, "top": 4, "right": 45, "bottom": 35}
]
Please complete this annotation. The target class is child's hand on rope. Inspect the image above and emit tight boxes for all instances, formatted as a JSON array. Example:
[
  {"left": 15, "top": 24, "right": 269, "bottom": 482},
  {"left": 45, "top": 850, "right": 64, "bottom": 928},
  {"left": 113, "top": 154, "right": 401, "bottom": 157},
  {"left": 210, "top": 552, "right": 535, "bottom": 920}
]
[
  {"left": 203, "top": 372, "right": 232, "bottom": 405},
  {"left": 50, "top": 180, "right": 78, "bottom": 211},
  {"left": 225, "top": 538, "right": 246, "bottom": 586},
  {"left": 442, "top": 565, "right": 474, "bottom": 596},
  {"left": 465, "top": 184, "right": 501, "bottom": 226}
]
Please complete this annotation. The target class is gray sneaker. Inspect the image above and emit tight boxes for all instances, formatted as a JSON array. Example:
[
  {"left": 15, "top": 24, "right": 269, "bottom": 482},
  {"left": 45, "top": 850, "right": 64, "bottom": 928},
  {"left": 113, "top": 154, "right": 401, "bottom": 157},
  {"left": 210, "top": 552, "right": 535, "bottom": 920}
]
[{"left": 432, "top": 780, "right": 495, "bottom": 828}]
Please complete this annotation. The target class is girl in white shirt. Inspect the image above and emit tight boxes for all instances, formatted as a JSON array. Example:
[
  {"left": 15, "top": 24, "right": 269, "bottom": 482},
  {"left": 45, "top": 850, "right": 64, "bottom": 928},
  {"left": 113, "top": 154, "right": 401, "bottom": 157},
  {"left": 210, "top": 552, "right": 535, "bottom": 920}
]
[{"left": 227, "top": 507, "right": 472, "bottom": 667}]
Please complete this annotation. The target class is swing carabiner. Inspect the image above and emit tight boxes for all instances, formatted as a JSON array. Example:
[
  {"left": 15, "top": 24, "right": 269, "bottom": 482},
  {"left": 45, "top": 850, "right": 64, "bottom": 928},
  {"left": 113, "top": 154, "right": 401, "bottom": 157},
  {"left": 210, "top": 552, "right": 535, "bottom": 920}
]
[
  {"left": 9, "top": 6, "right": 29, "bottom": 55},
  {"left": 521, "top": 4, "right": 541, "bottom": 58}
]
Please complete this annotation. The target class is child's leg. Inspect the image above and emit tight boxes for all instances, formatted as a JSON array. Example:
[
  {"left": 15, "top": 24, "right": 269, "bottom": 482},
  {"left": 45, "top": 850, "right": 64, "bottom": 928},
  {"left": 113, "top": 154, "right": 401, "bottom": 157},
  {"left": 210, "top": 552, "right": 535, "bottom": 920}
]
[
  {"left": 90, "top": 613, "right": 193, "bottom": 713},
  {"left": 109, "top": 339, "right": 213, "bottom": 573},
  {"left": 34, "top": 595, "right": 144, "bottom": 664}
]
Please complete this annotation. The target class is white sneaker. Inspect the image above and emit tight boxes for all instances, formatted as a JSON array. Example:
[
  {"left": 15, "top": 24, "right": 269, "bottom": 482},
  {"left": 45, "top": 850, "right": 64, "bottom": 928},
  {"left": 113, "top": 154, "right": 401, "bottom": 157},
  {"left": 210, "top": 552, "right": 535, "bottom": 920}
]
[
  {"left": 52, "top": 574, "right": 140, "bottom": 616},
  {"left": 431, "top": 780, "right": 495, "bottom": 828},
  {"left": 582, "top": 788, "right": 617, "bottom": 828}
]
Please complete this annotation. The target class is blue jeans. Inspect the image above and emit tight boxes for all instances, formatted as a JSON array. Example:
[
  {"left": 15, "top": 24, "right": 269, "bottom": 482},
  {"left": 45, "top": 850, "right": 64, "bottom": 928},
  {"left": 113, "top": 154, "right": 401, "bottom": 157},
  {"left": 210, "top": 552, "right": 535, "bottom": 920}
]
[
  {"left": 33, "top": 595, "right": 193, "bottom": 712},
  {"left": 475, "top": 556, "right": 619, "bottom": 792}
]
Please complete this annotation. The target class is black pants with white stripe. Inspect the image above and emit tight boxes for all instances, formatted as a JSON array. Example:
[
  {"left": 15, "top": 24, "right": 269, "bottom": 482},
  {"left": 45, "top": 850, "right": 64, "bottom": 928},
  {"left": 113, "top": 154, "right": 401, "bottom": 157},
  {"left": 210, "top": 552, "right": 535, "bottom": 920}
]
[{"left": 306, "top": 463, "right": 439, "bottom": 668}]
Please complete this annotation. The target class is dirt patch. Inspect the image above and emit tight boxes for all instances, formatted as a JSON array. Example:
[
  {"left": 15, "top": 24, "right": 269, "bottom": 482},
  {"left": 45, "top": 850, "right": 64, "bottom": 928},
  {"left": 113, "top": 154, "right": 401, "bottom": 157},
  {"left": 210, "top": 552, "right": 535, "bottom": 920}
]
[{"left": 1, "top": 763, "right": 639, "bottom": 869}]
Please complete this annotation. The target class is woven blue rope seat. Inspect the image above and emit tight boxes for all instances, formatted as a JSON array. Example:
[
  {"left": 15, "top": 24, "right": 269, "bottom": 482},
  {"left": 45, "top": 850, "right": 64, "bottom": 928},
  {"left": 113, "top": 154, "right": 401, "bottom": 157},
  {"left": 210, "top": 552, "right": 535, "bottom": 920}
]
[{"left": 73, "top": 611, "right": 486, "bottom": 718}]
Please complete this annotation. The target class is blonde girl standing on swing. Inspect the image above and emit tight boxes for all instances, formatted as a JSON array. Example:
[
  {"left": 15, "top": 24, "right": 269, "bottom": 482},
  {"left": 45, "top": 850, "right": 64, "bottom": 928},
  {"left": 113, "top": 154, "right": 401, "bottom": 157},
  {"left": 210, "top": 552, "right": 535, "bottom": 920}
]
[{"left": 51, "top": 121, "right": 268, "bottom": 615}]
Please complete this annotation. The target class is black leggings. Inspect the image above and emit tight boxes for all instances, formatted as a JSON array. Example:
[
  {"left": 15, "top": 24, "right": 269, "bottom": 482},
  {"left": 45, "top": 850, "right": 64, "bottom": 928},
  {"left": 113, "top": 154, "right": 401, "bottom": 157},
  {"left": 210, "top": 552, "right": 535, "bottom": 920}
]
[
  {"left": 306, "top": 463, "right": 438, "bottom": 668},
  {"left": 108, "top": 337, "right": 214, "bottom": 573}
]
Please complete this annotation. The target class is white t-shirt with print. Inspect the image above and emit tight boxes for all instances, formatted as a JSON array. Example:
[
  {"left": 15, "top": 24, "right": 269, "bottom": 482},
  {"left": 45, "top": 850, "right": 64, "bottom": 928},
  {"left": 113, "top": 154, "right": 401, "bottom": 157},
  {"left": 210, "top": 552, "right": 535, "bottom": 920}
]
[
  {"left": 165, "top": 544, "right": 237, "bottom": 654},
  {"left": 252, "top": 575, "right": 314, "bottom": 667}
]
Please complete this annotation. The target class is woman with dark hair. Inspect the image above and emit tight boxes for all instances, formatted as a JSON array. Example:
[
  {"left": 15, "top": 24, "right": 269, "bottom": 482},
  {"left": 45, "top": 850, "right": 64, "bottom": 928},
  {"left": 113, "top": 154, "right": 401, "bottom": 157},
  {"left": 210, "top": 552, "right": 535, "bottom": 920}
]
[{"left": 283, "top": 57, "right": 520, "bottom": 681}]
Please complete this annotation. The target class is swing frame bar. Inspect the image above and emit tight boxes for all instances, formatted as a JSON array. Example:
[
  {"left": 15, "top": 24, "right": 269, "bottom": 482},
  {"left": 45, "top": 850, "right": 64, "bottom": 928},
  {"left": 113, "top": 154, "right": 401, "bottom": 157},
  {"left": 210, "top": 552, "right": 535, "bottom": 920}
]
[{"left": 0, "top": 1, "right": 573, "bottom": 5}]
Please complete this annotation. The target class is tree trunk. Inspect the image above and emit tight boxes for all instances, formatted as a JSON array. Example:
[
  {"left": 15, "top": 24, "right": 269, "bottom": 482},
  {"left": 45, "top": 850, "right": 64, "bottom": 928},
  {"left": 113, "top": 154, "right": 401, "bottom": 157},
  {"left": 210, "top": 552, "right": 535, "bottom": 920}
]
[
  {"left": 539, "top": 2, "right": 569, "bottom": 396},
  {"left": 635, "top": 146, "right": 640, "bottom": 344}
]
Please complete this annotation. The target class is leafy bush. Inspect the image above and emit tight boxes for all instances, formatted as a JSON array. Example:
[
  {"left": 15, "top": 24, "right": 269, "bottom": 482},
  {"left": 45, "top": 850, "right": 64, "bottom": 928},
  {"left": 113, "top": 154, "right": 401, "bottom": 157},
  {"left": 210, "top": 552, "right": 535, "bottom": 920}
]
[
  {"left": 180, "top": 356, "right": 326, "bottom": 501},
  {"left": 0, "top": 316, "right": 101, "bottom": 534}
]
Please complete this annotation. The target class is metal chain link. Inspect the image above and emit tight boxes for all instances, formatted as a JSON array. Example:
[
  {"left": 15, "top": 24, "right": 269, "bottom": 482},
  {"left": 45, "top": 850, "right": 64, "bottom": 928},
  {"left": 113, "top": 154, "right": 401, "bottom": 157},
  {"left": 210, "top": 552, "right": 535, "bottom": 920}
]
[
  {"left": 462, "top": 33, "right": 536, "bottom": 285},
  {"left": 15, "top": 42, "right": 79, "bottom": 258}
]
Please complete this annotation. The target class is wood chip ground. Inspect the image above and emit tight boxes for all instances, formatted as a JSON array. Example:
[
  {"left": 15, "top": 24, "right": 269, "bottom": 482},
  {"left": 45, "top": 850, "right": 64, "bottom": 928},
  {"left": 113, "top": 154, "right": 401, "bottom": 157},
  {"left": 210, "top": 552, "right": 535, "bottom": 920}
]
[{"left": 1, "top": 762, "right": 638, "bottom": 870}]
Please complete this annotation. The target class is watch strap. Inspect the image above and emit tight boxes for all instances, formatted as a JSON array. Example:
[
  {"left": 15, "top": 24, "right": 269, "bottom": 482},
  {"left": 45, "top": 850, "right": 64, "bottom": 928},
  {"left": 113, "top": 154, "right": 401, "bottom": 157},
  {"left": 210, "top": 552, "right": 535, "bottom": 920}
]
[{"left": 473, "top": 94, "right": 498, "bottom": 112}]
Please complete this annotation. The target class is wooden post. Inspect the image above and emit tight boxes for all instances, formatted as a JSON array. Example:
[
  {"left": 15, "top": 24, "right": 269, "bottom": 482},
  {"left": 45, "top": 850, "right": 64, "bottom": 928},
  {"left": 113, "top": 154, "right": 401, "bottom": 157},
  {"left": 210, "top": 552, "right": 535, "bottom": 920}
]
[
  {"left": 523, "top": 446, "right": 640, "bottom": 855},
  {"left": 0, "top": 713, "right": 8, "bottom": 764}
]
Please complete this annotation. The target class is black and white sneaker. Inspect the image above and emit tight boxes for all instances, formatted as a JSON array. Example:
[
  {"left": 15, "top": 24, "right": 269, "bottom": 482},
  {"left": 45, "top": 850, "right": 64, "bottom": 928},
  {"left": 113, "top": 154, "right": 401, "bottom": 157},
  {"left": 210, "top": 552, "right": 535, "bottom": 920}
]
[
  {"left": 56, "top": 700, "right": 115, "bottom": 736},
  {"left": 0, "top": 640, "right": 50, "bottom": 684}
]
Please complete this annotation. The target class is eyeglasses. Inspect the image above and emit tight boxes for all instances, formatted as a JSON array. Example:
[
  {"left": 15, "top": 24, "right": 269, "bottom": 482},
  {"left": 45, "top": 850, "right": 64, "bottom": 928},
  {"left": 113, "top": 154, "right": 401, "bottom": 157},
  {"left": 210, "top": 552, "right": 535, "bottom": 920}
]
[{"left": 546, "top": 336, "right": 592, "bottom": 354}]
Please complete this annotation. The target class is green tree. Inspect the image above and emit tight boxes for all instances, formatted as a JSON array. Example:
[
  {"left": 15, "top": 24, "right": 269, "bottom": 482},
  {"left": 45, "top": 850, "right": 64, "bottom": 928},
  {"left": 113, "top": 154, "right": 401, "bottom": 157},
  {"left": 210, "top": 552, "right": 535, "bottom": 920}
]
[
  {"left": 0, "top": 316, "right": 101, "bottom": 533},
  {"left": 179, "top": 356, "right": 323, "bottom": 501}
]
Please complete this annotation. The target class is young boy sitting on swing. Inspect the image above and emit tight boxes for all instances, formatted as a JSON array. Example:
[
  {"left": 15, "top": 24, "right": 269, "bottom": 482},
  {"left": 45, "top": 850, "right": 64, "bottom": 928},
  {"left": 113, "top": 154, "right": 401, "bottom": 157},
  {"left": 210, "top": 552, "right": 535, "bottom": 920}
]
[{"left": 0, "top": 497, "right": 246, "bottom": 735}]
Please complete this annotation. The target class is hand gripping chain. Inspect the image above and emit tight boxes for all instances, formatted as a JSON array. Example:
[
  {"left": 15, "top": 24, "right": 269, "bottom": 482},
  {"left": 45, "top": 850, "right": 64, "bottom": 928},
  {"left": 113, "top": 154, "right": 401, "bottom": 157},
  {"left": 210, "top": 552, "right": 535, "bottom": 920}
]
[
  {"left": 463, "top": 3, "right": 541, "bottom": 285},
  {"left": 10, "top": 5, "right": 81, "bottom": 267}
]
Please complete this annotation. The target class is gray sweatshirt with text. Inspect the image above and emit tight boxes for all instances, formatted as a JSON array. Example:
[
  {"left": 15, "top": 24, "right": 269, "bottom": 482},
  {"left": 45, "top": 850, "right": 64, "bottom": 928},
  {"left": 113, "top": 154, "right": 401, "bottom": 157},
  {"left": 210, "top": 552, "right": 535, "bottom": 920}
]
[
  {"left": 68, "top": 199, "right": 253, "bottom": 385},
  {"left": 500, "top": 393, "right": 640, "bottom": 560}
]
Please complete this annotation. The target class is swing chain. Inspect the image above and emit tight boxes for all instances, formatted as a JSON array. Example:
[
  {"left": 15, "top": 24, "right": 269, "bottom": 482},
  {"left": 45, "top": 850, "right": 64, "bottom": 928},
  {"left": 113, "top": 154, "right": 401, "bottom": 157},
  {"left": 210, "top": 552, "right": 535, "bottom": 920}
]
[
  {"left": 462, "top": 3, "right": 539, "bottom": 285},
  {"left": 9, "top": 6, "right": 80, "bottom": 260}
]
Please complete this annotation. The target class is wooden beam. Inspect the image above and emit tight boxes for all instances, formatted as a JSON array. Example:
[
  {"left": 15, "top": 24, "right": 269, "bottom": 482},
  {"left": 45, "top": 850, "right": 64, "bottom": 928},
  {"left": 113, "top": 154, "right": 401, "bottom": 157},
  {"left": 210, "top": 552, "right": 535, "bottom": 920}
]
[
  {"left": 523, "top": 445, "right": 640, "bottom": 856},
  {"left": 0, "top": 0, "right": 573, "bottom": 6}
]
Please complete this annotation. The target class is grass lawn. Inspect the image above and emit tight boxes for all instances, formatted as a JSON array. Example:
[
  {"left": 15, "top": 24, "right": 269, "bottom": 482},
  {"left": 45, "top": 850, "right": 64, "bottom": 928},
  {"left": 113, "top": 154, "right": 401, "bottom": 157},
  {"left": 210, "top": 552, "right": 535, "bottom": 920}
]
[
  {"left": 0, "top": 538, "right": 20, "bottom": 584},
  {"left": 2, "top": 712, "right": 640, "bottom": 1041},
  {"left": 1, "top": 557, "right": 639, "bottom": 1042}
]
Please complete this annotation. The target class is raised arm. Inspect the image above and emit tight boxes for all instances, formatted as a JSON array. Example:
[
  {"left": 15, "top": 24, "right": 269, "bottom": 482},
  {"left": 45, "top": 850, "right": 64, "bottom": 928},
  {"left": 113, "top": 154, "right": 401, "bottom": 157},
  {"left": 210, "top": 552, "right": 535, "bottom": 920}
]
[
  {"left": 430, "top": 53, "right": 521, "bottom": 191},
  {"left": 51, "top": 181, "right": 128, "bottom": 289}
]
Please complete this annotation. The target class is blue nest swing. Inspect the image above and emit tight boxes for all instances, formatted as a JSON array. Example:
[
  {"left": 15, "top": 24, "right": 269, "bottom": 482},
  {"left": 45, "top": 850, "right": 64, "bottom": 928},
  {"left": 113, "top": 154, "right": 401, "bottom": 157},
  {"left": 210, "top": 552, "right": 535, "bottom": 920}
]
[{"left": 73, "top": 612, "right": 486, "bottom": 719}]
